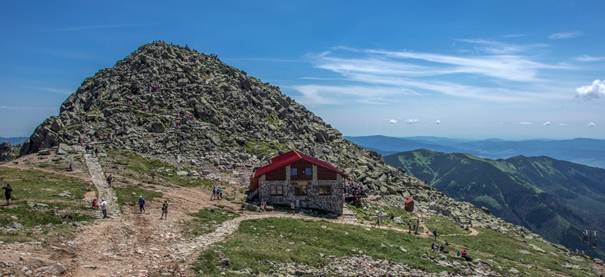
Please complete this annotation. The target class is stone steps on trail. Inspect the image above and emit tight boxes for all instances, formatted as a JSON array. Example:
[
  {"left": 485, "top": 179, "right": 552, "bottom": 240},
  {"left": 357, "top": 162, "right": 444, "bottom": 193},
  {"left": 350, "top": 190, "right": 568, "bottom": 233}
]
[{"left": 77, "top": 146, "right": 120, "bottom": 217}]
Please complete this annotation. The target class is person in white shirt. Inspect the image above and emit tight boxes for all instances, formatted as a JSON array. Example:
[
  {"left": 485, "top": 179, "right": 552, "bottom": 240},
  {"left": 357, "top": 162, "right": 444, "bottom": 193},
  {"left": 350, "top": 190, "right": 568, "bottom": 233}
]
[{"left": 100, "top": 199, "right": 108, "bottom": 218}]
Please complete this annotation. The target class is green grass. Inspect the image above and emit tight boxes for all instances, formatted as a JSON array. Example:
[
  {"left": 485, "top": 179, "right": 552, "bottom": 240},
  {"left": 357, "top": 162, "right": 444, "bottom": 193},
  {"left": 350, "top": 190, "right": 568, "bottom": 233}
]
[
  {"left": 425, "top": 215, "right": 469, "bottom": 236},
  {"left": 182, "top": 207, "right": 239, "bottom": 237},
  {"left": 195, "top": 218, "right": 448, "bottom": 276},
  {"left": 347, "top": 203, "right": 419, "bottom": 230},
  {"left": 445, "top": 228, "right": 596, "bottom": 276},
  {"left": 104, "top": 149, "right": 214, "bottom": 188},
  {"left": 0, "top": 167, "right": 96, "bottom": 242},
  {"left": 243, "top": 139, "right": 287, "bottom": 158},
  {"left": 114, "top": 185, "right": 162, "bottom": 206}
]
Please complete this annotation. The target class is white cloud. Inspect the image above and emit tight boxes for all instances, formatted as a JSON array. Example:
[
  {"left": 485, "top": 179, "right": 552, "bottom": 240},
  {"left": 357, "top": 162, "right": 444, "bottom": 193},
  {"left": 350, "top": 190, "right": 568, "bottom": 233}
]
[
  {"left": 519, "top": 121, "right": 533, "bottom": 125},
  {"left": 388, "top": 119, "right": 398, "bottom": 124},
  {"left": 575, "top": 55, "right": 605, "bottom": 62},
  {"left": 300, "top": 43, "right": 573, "bottom": 105},
  {"left": 543, "top": 121, "right": 552, "bottom": 126},
  {"left": 576, "top": 80, "right": 605, "bottom": 100},
  {"left": 291, "top": 84, "right": 416, "bottom": 105},
  {"left": 549, "top": 31, "right": 582, "bottom": 40},
  {"left": 559, "top": 123, "right": 568, "bottom": 126},
  {"left": 406, "top": 119, "right": 419, "bottom": 125},
  {"left": 435, "top": 119, "right": 441, "bottom": 125},
  {"left": 588, "top": 122, "right": 597, "bottom": 127}
]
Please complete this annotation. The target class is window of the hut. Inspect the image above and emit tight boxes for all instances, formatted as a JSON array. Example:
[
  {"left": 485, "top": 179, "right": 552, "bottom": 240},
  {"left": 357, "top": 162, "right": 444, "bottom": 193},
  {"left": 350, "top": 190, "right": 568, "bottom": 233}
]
[
  {"left": 304, "top": 167, "right": 312, "bottom": 176},
  {"left": 318, "top": 185, "right": 332, "bottom": 195},
  {"left": 290, "top": 168, "right": 298, "bottom": 177},
  {"left": 270, "top": 184, "right": 284, "bottom": 195}
]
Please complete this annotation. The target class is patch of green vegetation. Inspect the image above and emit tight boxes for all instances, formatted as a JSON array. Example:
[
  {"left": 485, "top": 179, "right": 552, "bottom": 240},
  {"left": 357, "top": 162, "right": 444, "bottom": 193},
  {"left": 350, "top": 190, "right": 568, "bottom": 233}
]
[
  {"left": 115, "top": 185, "right": 162, "bottom": 206},
  {"left": 472, "top": 195, "right": 503, "bottom": 211},
  {"left": 424, "top": 215, "right": 468, "bottom": 236},
  {"left": 446, "top": 228, "right": 595, "bottom": 276},
  {"left": 244, "top": 139, "right": 287, "bottom": 157},
  {"left": 195, "top": 218, "right": 447, "bottom": 276},
  {"left": 347, "top": 203, "right": 418, "bottom": 230},
  {"left": 104, "top": 149, "right": 214, "bottom": 188},
  {"left": 266, "top": 113, "right": 284, "bottom": 129},
  {"left": 182, "top": 207, "right": 239, "bottom": 237},
  {"left": 0, "top": 167, "right": 95, "bottom": 242}
]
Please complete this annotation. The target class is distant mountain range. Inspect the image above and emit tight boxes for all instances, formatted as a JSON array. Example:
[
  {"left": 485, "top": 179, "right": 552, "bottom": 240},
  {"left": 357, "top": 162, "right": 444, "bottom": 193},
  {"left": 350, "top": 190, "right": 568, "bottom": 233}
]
[
  {"left": 347, "top": 135, "right": 605, "bottom": 169},
  {"left": 385, "top": 149, "right": 605, "bottom": 258},
  {"left": 0, "top": 137, "right": 27, "bottom": 145}
]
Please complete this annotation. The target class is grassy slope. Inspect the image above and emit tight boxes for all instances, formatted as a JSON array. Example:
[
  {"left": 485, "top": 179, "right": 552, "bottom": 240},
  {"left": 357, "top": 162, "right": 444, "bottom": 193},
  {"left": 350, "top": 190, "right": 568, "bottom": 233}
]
[
  {"left": 182, "top": 208, "right": 239, "bottom": 238},
  {"left": 103, "top": 149, "right": 215, "bottom": 189},
  {"left": 385, "top": 149, "right": 605, "bottom": 259},
  {"left": 0, "top": 167, "right": 96, "bottom": 242},
  {"left": 195, "top": 213, "right": 596, "bottom": 276}
]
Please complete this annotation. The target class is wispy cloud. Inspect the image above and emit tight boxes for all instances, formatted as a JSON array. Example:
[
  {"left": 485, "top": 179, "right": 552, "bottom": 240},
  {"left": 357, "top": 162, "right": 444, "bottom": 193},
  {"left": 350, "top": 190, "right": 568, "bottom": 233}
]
[
  {"left": 291, "top": 84, "right": 416, "bottom": 105},
  {"left": 456, "top": 38, "right": 547, "bottom": 55},
  {"left": 296, "top": 39, "right": 575, "bottom": 105},
  {"left": 48, "top": 24, "right": 147, "bottom": 32},
  {"left": 575, "top": 55, "right": 605, "bottom": 62},
  {"left": 519, "top": 121, "right": 533, "bottom": 125},
  {"left": 548, "top": 31, "right": 582, "bottom": 40}
]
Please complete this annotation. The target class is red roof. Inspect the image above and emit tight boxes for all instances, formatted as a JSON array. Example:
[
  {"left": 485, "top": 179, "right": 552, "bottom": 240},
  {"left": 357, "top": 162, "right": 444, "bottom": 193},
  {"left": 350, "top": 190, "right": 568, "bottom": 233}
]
[
  {"left": 249, "top": 150, "right": 346, "bottom": 191},
  {"left": 254, "top": 150, "right": 344, "bottom": 178}
]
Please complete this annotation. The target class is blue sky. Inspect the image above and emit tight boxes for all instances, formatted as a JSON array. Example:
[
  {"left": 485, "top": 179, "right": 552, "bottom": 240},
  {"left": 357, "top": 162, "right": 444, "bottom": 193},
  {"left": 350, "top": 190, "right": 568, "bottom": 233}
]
[{"left": 1, "top": 1, "right": 604, "bottom": 139}]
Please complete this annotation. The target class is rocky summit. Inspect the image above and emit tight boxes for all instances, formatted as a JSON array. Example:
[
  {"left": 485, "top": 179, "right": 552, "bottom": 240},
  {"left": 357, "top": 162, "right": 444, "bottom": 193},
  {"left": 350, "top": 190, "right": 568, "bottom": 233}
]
[{"left": 24, "top": 41, "right": 522, "bottom": 230}]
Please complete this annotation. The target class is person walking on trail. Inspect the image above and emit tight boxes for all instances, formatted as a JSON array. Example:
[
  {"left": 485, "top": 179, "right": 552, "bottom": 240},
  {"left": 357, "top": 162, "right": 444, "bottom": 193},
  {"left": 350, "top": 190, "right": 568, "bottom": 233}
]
[
  {"left": 218, "top": 187, "right": 223, "bottom": 200},
  {"left": 100, "top": 199, "right": 108, "bottom": 218},
  {"left": 106, "top": 174, "right": 113, "bottom": 187},
  {"left": 211, "top": 186, "right": 216, "bottom": 200},
  {"left": 2, "top": 183, "right": 12, "bottom": 206},
  {"left": 160, "top": 200, "right": 168, "bottom": 220},
  {"left": 138, "top": 195, "right": 146, "bottom": 214},
  {"left": 432, "top": 230, "right": 438, "bottom": 241}
]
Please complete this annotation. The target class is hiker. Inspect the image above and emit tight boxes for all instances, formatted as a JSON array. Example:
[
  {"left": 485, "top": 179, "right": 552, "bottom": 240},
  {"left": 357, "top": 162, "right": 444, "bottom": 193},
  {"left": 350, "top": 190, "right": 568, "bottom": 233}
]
[
  {"left": 106, "top": 174, "right": 113, "bottom": 187},
  {"left": 461, "top": 249, "right": 473, "bottom": 262},
  {"left": 92, "top": 198, "right": 99, "bottom": 209},
  {"left": 414, "top": 217, "right": 420, "bottom": 234},
  {"left": 160, "top": 200, "right": 168, "bottom": 220},
  {"left": 2, "top": 183, "right": 12, "bottom": 206},
  {"left": 218, "top": 187, "right": 223, "bottom": 200},
  {"left": 211, "top": 186, "right": 217, "bottom": 200},
  {"left": 260, "top": 200, "right": 267, "bottom": 212},
  {"left": 138, "top": 195, "right": 146, "bottom": 214},
  {"left": 100, "top": 199, "right": 108, "bottom": 218},
  {"left": 432, "top": 230, "right": 438, "bottom": 241}
]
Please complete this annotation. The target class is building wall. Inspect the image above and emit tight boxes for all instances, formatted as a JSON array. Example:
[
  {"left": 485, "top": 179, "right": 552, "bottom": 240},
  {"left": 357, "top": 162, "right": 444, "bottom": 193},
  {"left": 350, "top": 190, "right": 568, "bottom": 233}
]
[{"left": 257, "top": 164, "right": 344, "bottom": 215}]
